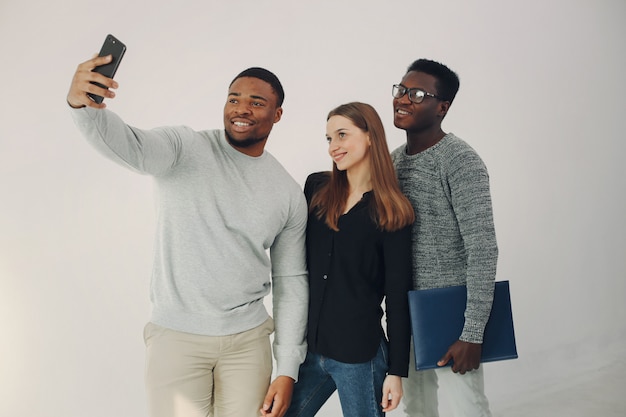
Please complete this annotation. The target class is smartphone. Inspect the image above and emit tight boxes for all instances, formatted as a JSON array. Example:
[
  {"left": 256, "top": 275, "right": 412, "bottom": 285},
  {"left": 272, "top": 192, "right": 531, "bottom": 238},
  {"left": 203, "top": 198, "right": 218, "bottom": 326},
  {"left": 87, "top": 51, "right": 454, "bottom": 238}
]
[{"left": 88, "top": 34, "right": 127, "bottom": 104}]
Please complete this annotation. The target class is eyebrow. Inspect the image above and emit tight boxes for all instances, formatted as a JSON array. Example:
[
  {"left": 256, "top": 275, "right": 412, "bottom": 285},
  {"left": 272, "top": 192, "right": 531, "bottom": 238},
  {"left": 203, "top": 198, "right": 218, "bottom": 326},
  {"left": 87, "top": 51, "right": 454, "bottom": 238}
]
[
  {"left": 328, "top": 127, "right": 349, "bottom": 135},
  {"left": 400, "top": 83, "right": 424, "bottom": 90},
  {"left": 228, "top": 92, "right": 269, "bottom": 102}
]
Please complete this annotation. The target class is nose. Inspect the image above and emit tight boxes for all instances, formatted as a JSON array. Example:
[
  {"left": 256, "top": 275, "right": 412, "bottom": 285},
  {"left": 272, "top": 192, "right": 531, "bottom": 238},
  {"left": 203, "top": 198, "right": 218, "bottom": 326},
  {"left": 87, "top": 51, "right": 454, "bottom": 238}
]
[
  {"left": 234, "top": 102, "right": 251, "bottom": 115},
  {"left": 395, "top": 92, "right": 411, "bottom": 105},
  {"left": 327, "top": 138, "right": 339, "bottom": 154}
]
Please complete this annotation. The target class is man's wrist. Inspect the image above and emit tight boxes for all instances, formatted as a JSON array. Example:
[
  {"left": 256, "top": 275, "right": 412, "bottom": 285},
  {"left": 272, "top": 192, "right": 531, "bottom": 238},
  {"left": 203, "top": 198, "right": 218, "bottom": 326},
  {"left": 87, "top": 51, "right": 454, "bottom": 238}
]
[
  {"left": 66, "top": 98, "right": 85, "bottom": 109},
  {"left": 273, "top": 375, "right": 295, "bottom": 383}
]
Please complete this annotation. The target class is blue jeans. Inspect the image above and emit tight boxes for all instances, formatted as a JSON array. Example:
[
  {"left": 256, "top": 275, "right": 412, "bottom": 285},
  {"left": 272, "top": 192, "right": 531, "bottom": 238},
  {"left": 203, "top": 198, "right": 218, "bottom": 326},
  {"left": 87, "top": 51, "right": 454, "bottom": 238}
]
[{"left": 285, "top": 340, "right": 389, "bottom": 417}]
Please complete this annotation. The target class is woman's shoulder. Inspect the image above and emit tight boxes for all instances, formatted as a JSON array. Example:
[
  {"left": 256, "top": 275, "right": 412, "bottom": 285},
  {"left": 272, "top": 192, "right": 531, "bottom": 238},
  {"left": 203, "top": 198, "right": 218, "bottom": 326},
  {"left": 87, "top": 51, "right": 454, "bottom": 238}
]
[
  {"left": 306, "top": 171, "right": 330, "bottom": 183},
  {"left": 304, "top": 171, "right": 331, "bottom": 201},
  {"left": 305, "top": 171, "right": 331, "bottom": 189}
]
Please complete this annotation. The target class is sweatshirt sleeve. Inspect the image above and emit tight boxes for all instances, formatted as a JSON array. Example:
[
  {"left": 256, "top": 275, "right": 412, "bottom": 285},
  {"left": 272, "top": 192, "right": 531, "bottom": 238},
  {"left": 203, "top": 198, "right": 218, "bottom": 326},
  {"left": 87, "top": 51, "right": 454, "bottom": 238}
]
[
  {"left": 70, "top": 107, "right": 183, "bottom": 176},
  {"left": 269, "top": 186, "right": 309, "bottom": 380},
  {"left": 447, "top": 149, "right": 498, "bottom": 343}
]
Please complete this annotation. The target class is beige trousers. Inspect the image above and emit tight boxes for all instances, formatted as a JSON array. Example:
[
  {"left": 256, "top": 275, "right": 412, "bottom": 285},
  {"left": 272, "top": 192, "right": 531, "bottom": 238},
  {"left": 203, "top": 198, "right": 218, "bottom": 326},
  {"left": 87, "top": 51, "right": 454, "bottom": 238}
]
[{"left": 143, "top": 318, "right": 274, "bottom": 417}]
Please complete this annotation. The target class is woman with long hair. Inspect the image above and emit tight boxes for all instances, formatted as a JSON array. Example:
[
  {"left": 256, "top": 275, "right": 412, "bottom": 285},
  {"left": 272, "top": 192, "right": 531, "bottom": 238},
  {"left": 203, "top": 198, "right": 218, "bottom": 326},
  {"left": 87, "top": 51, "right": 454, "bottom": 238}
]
[{"left": 284, "top": 102, "right": 415, "bottom": 417}]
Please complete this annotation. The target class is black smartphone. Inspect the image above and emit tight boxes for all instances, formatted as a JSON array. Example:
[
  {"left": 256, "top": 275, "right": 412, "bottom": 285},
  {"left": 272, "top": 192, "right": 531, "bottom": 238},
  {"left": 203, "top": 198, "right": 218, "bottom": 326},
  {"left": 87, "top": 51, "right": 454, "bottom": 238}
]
[{"left": 88, "top": 34, "right": 127, "bottom": 104}]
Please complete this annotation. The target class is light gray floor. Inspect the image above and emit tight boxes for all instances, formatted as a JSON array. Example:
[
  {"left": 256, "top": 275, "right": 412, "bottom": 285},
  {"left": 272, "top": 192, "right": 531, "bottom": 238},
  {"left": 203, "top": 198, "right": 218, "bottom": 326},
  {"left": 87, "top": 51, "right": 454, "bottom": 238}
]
[
  {"left": 490, "top": 362, "right": 626, "bottom": 417},
  {"left": 315, "top": 358, "right": 626, "bottom": 416}
]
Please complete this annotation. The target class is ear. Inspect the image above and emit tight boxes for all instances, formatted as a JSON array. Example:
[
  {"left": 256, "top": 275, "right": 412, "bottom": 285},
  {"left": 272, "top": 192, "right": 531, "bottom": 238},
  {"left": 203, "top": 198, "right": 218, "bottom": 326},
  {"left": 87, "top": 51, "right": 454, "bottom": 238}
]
[
  {"left": 273, "top": 107, "right": 283, "bottom": 123},
  {"left": 438, "top": 101, "right": 451, "bottom": 118}
]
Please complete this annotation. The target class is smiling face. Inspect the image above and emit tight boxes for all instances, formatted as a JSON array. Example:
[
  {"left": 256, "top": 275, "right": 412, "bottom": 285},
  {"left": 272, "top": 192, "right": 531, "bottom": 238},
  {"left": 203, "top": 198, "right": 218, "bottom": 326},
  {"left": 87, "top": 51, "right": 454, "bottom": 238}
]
[
  {"left": 393, "top": 70, "right": 449, "bottom": 134},
  {"left": 326, "top": 115, "right": 371, "bottom": 173},
  {"left": 223, "top": 76, "right": 283, "bottom": 156}
]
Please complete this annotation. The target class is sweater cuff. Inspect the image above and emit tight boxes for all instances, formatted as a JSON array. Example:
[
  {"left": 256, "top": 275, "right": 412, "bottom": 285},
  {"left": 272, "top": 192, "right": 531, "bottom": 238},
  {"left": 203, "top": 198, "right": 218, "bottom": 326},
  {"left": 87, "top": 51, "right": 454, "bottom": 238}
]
[
  {"left": 274, "top": 356, "right": 303, "bottom": 382},
  {"left": 460, "top": 318, "right": 486, "bottom": 344}
]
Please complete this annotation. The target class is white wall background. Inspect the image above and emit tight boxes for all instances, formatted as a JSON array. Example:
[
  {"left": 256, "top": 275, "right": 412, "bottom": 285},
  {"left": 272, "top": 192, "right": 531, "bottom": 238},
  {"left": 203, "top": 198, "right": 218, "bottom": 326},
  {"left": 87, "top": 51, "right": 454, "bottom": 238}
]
[{"left": 1, "top": 0, "right": 624, "bottom": 416}]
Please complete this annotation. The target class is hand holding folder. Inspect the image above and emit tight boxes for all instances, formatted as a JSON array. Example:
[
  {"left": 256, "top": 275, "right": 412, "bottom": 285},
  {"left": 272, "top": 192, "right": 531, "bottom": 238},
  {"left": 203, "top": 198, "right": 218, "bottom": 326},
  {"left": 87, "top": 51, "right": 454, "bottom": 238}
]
[{"left": 408, "top": 280, "right": 518, "bottom": 371}]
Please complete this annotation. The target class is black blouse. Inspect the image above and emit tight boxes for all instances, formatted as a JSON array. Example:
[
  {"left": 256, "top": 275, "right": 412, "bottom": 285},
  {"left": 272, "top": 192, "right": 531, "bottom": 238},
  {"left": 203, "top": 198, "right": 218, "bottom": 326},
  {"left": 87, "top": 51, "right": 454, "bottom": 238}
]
[{"left": 304, "top": 172, "right": 412, "bottom": 377}]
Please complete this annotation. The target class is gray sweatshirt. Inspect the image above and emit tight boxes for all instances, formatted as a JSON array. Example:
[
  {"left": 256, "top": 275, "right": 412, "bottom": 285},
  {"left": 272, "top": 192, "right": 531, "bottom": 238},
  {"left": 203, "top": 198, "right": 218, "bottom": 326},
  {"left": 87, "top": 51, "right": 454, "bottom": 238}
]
[
  {"left": 392, "top": 133, "right": 498, "bottom": 343},
  {"left": 71, "top": 107, "right": 308, "bottom": 379}
]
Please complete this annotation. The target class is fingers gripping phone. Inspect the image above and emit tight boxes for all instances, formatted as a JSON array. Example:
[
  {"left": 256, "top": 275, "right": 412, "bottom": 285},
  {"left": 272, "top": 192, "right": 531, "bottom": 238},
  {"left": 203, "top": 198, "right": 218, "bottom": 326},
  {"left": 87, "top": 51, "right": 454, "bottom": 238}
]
[{"left": 88, "top": 34, "right": 126, "bottom": 104}]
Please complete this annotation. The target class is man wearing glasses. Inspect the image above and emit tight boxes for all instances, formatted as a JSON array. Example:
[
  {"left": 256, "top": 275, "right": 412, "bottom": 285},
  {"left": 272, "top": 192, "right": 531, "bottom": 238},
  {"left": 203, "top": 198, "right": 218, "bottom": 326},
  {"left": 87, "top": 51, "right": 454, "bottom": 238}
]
[{"left": 391, "top": 59, "right": 498, "bottom": 417}]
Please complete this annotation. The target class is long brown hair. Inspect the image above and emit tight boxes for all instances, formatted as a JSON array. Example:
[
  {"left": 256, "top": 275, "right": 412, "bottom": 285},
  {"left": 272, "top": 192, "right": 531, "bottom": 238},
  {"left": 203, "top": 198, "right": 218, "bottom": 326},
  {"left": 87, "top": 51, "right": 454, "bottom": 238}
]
[{"left": 311, "top": 102, "right": 415, "bottom": 232}]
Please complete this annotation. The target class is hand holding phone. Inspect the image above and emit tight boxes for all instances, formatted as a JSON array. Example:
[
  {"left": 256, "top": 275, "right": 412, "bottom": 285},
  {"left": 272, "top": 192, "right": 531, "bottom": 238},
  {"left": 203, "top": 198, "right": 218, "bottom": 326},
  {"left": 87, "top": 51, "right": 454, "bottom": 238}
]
[{"left": 87, "top": 34, "right": 126, "bottom": 104}]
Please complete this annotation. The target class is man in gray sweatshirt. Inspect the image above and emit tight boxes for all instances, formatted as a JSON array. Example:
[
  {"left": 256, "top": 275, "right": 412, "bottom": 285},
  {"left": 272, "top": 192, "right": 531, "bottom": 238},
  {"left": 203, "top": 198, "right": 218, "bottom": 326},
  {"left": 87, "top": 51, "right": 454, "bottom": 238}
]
[
  {"left": 391, "top": 59, "right": 498, "bottom": 417},
  {"left": 67, "top": 54, "right": 308, "bottom": 417}
]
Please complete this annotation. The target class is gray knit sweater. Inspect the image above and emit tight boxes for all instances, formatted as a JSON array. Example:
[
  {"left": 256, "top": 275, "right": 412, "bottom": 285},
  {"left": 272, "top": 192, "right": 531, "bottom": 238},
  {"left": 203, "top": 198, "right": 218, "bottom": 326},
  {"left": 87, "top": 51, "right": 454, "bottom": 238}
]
[
  {"left": 71, "top": 107, "right": 309, "bottom": 379},
  {"left": 392, "top": 133, "right": 498, "bottom": 343}
]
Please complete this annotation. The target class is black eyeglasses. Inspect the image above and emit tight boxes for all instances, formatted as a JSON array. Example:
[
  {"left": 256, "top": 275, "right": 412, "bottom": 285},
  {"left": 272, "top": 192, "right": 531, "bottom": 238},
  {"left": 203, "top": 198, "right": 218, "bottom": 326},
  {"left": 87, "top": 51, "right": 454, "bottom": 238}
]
[{"left": 392, "top": 84, "right": 441, "bottom": 104}]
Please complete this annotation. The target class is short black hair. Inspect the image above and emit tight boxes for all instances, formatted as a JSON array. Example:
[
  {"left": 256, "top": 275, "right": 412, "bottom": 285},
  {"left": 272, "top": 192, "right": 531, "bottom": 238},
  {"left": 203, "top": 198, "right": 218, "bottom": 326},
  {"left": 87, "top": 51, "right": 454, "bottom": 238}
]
[
  {"left": 407, "top": 59, "right": 460, "bottom": 104},
  {"left": 230, "top": 67, "right": 285, "bottom": 107}
]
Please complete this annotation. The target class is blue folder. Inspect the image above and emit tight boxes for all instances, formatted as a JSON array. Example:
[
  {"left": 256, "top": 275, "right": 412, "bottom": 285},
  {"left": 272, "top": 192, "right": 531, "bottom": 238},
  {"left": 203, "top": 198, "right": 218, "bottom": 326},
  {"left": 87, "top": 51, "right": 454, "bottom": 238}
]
[{"left": 408, "top": 280, "right": 518, "bottom": 370}]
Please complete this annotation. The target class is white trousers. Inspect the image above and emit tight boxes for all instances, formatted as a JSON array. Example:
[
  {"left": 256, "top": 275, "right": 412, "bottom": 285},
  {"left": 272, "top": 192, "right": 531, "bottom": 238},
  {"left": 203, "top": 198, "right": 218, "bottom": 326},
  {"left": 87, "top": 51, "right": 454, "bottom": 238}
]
[{"left": 402, "top": 342, "right": 492, "bottom": 417}]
